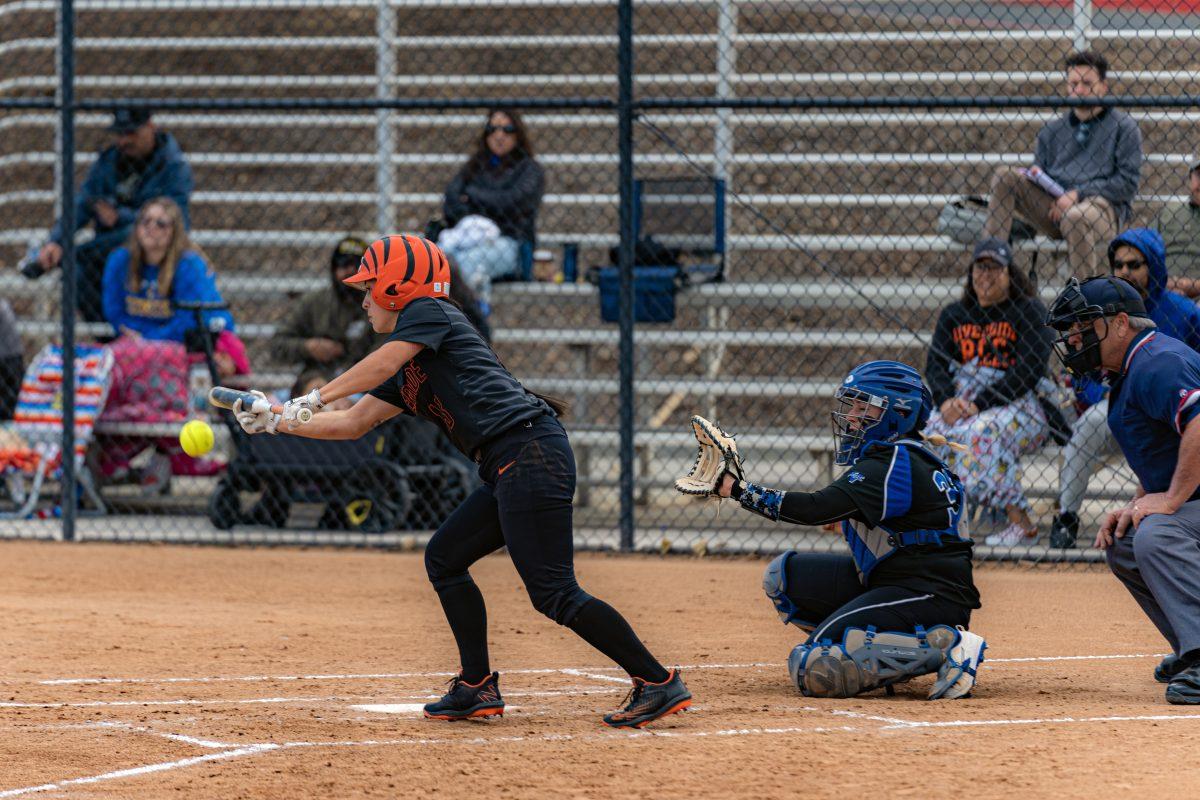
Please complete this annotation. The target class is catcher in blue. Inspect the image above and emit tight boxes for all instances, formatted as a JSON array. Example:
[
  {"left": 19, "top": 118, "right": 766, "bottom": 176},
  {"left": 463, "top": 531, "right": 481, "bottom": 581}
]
[{"left": 677, "top": 360, "right": 986, "bottom": 699}]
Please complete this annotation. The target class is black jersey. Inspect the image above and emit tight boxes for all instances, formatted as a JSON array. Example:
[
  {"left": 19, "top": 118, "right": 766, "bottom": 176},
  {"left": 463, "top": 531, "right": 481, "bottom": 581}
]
[
  {"left": 368, "top": 297, "right": 552, "bottom": 458},
  {"left": 829, "top": 443, "right": 981, "bottom": 609}
]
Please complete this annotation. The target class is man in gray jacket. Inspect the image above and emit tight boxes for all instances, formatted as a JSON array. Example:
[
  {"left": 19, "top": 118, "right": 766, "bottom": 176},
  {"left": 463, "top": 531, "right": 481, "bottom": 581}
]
[{"left": 984, "top": 51, "right": 1142, "bottom": 281}]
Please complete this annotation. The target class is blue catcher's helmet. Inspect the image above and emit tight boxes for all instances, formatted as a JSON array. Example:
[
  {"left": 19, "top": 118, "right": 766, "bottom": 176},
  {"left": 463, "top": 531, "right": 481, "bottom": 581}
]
[{"left": 832, "top": 360, "right": 933, "bottom": 466}]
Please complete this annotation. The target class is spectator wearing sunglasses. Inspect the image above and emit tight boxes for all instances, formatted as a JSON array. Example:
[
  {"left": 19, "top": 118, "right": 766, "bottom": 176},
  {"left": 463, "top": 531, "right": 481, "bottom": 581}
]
[
  {"left": 23, "top": 108, "right": 194, "bottom": 323},
  {"left": 101, "top": 197, "right": 234, "bottom": 346},
  {"left": 437, "top": 108, "right": 545, "bottom": 310},
  {"left": 1048, "top": 228, "right": 1200, "bottom": 548}
]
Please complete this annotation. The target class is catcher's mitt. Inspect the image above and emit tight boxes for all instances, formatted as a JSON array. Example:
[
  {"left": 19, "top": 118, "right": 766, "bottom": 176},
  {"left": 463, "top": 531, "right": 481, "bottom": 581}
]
[{"left": 674, "top": 415, "right": 744, "bottom": 496}]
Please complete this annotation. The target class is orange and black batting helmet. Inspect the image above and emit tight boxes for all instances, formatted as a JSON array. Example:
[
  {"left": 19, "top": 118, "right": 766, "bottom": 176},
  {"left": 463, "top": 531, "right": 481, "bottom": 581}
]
[{"left": 342, "top": 234, "right": 451, "bottom": 312}]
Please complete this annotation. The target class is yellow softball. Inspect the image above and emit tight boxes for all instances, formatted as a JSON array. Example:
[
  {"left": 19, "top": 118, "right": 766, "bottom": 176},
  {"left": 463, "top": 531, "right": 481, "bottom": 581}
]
[{"left": 179, "top": 419, "right": 215, "bottom": 458}]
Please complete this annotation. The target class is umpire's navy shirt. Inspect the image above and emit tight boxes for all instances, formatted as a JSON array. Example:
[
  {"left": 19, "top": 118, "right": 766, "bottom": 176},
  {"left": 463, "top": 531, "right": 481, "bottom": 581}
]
[
  {"left": 1108, "top": 329, "right": 1200, "bottom": 497},
  {"left": 369, "top": 297, "right": 553, "bottom": 458}
]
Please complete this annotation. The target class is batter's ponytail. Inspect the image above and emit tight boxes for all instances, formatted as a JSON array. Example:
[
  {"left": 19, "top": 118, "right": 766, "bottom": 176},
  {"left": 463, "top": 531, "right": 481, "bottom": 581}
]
[{"left": 532, "top": 391, "right": 570, "bottom": 417}]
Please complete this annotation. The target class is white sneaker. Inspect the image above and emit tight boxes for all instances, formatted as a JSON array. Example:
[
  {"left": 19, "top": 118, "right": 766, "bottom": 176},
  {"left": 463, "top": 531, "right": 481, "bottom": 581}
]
[
  {"left": 929, "top": 628, "right": 987, "bottom": 700},
  {"left": 984, "top": 523, "right": 1033, "bottom": 546}
]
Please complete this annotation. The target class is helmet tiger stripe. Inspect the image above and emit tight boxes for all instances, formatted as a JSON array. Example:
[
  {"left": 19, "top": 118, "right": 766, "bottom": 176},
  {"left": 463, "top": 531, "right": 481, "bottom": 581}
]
[{"left": 342, "top": 234, "right": 451, "bottom": 312}]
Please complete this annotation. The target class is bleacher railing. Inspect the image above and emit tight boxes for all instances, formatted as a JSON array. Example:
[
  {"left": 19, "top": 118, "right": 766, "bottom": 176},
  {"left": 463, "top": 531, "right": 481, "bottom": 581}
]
[{"left": 3, "top": 0, "right": 1197, "bottom": 564}]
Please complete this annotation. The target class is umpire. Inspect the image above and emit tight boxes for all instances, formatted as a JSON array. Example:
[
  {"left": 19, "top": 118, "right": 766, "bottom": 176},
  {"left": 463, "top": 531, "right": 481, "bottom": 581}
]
[{"left": 1047, "top": 276, "right": 1200, "bottom": 704}]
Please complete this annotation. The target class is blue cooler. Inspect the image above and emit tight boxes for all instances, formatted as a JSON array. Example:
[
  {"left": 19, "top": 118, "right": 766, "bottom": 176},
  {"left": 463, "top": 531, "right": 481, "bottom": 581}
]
[{"left": 598, "top": 266, "right": 680, "bottom": 323}]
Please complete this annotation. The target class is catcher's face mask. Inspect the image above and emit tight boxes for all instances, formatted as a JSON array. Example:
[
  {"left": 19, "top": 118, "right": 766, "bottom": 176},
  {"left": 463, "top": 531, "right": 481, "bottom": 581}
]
[{"left": 832, "top": 388, "right": 887, "bottom": 466}]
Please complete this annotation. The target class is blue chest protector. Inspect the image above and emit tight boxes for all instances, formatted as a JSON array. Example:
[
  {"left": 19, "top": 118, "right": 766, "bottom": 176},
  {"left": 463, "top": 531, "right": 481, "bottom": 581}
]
[{"left": 840, "top": 439, "right": 966, "bottom": 584}]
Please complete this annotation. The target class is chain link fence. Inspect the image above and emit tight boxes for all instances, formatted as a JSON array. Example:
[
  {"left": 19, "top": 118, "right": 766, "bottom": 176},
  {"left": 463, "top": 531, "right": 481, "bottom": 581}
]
[{"left": 2, "top": 0, "right": 1197, "bottom": 562}]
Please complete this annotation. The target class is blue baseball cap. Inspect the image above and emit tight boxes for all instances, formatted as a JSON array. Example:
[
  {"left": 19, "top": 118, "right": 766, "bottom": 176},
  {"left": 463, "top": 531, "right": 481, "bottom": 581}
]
[
  {"left": 971, "top": 237, "right": 1013, "bottom": 268},
  {"left": 108, "top": 108, "right": 152, "bottom": 133}
]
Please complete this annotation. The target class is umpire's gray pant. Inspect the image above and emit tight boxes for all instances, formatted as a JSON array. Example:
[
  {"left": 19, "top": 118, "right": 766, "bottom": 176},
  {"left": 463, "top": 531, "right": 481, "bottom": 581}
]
[{"left": 1106, "top": 499, "right": 1200, "bottom": 659}]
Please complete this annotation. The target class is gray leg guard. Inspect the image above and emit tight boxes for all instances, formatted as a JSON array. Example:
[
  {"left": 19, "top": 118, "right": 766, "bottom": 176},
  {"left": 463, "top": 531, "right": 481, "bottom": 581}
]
[{"left": 787, "top": 626, "right": 954, "bottom": 698}]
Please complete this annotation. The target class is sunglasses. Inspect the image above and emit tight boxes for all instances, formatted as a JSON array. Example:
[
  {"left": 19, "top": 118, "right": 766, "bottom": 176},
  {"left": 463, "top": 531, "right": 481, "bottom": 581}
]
[
  {"left": 485, "top": 124, "right": 517, "bottom": 135},
  {"left": 138, "top": 217, "right": 172, "bottom": 230},
  {"left": 1111, "top": 259, "right": 1147, "bottom": 271}
]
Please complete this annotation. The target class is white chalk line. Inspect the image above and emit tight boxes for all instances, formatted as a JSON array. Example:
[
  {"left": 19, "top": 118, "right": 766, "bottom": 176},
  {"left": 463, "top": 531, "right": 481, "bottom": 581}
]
[
  {"left": 272, "top": 722, "right": 865, "bottom": 751},
  {"left": 65, "top": 720, "right": 237, "bottom": 749},
  {"left": 0, "top": 744, "right": 278, "bottom": 798},
  {"left": 829, "top": 709, "right": 920, "bottom": 726},
  {"left": 0, "top": 694, "right": 367, "bottom": 710},
  {"left": 985, "top": 652, "right": 1166, "bottom": 664},
  {"left": 880, "top": 712, "right": 1200, "bottom": 730},
  {"left": 559, "top": 668, "right": 631, "bottom": 685},
  {"left": 13, "top": 701, "right": 1200, "bottom": 797},
  {"left": 33, "top": 662, "right": 777, "bottom": 687},
  {"left": 0, "top": 686, "right": 625, "bottom": 710},
  {"left": 27, "top": 654, "right": 1169, "bottom": 687}
]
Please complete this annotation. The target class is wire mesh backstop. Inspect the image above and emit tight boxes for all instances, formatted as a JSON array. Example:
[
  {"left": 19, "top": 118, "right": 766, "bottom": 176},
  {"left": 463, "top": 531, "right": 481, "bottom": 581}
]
[{"left": 2, "top": 0, "right": 1198, "bottom": 561}]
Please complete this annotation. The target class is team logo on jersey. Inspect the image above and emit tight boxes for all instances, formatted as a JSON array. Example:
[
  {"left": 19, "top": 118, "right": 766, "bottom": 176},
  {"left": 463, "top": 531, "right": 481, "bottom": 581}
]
[{"left": 847, "top": 471, "right": 865, "bottom": 484}]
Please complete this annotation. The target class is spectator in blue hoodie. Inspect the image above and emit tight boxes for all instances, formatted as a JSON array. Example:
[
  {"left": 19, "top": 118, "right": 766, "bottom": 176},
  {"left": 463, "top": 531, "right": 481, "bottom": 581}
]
[
  {"left": 102, "top": 197, "right": 234, "bottom": 347},
  {"left": 28, "top": 108, "right": 194, "bottom": 323},
  {"left": 1049, "top": 227, "right": 1200, "bottom": 547}
]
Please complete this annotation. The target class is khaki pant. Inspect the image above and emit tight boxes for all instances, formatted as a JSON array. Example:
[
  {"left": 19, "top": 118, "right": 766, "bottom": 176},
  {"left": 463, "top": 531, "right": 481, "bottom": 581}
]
[{"left": 983, "top": 166, "right": 1118, "bottom": 283}]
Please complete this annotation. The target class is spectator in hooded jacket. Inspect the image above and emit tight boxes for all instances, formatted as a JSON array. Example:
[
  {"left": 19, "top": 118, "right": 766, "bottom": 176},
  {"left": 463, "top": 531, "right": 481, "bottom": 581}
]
[
  {"left": 271, "top": 236, "right": 378, "bottom": 376},
  {"left": 1049, "top": 228, "right": 1200, "bottom": 548},
  {"left": 28, "top": 108, "right": 194, "bottom": 322},
  {"left": 925, "top": 238, "right": 1054, "bottom": 547},
  {"left": 438, "top": 108, "right": 545, "bottom": 310}
]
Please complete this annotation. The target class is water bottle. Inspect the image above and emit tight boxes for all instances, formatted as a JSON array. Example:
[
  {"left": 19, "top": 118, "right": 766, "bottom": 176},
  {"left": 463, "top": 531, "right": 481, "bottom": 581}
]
[
  {"left": 188, "top": 362, "right": 212, "bottom": 417},
  {"left": 562, "top": 243, "right": 579, "bottom": 284}
]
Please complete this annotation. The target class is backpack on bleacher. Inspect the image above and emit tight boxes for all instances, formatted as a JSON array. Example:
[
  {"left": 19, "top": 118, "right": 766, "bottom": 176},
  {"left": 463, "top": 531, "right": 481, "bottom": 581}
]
[{"left": 937, "top": 195, "right": 1036, "bottom": 245}]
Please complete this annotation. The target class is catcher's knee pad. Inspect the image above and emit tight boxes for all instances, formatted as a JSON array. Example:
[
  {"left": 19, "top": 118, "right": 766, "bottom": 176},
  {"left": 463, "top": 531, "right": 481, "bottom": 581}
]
[
  {"left": 787, "top": 626, "right": 946, "bottom": 698},
  {"left": 763, "top": 551, "right": 812, "bottom": 630}
]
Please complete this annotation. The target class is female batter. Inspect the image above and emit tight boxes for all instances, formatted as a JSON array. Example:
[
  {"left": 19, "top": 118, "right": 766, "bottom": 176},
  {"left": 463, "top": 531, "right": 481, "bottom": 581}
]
[
  {"left": 715, "top": 360, "right": 987, "bottom": 699},
  {"left": 233, "top": 235, "right": 690, "bottom": 728}
]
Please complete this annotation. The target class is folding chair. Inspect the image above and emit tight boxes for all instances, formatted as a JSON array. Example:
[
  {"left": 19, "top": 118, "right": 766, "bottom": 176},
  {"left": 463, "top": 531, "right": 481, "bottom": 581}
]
[{"left": 0, "top": 344, "right": 114, "bottom": 519}]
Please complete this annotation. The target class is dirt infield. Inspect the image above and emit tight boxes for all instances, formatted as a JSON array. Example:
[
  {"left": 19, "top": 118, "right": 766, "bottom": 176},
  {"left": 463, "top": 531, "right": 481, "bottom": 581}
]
[{"left": 0, "top": 541, "right": 1197, "bottom": 799}]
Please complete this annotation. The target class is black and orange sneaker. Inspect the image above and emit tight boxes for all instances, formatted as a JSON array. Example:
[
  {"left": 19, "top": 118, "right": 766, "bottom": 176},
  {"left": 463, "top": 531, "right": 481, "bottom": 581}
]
[
  {"left": 602, "top": 669, "right": 692, "bottom": 729},
  {"left": 423, "top": 672, "right": 505, "bottom": 720}
]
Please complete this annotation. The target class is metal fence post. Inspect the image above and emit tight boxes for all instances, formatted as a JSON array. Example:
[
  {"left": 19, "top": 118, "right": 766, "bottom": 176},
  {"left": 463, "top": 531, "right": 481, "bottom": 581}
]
[
  {"left": 375, "top": 0, "right": 396, "bottom": 234},
  {"left": 1072, "top": 0, "right": 1092, "bottom": 52},
  {"left": 58, "top": 0, "right": 77, "bottom": 542},
  {"left": 705, "top": 0, "right": 737, "bottom": 420},
  {"left": 617, "top": 0, "right": 635, "bottom": 552},
  {"left": 714, "top": 0, "right": 735, "bottom": 192}
]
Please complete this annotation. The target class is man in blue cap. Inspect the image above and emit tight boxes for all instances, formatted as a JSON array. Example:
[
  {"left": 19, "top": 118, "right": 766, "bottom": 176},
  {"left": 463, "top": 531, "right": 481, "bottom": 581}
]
[
  {"left": 24, "top": 108, "right": 194, "bottom": 322},
  {"left": 1047, "top": 276, "right": 1200, "bottom": 703}
]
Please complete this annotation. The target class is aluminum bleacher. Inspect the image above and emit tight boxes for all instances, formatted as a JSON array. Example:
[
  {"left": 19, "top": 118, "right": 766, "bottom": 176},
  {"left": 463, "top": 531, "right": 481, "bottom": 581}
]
[{"left": 2, "top": 0, "right": 1185, "bottom": 535}]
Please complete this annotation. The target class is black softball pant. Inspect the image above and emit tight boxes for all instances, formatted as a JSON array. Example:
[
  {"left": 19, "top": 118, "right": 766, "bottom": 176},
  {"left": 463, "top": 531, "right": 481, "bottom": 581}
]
[
  {"left": 781, "top": 552, "right": 972, "bottom": 644},
  {"left": 425, "top": 425, "right": 588, "bottom": 624},
  {"left": 423, "top": 419, "right": 667, "bottom": 683}
]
